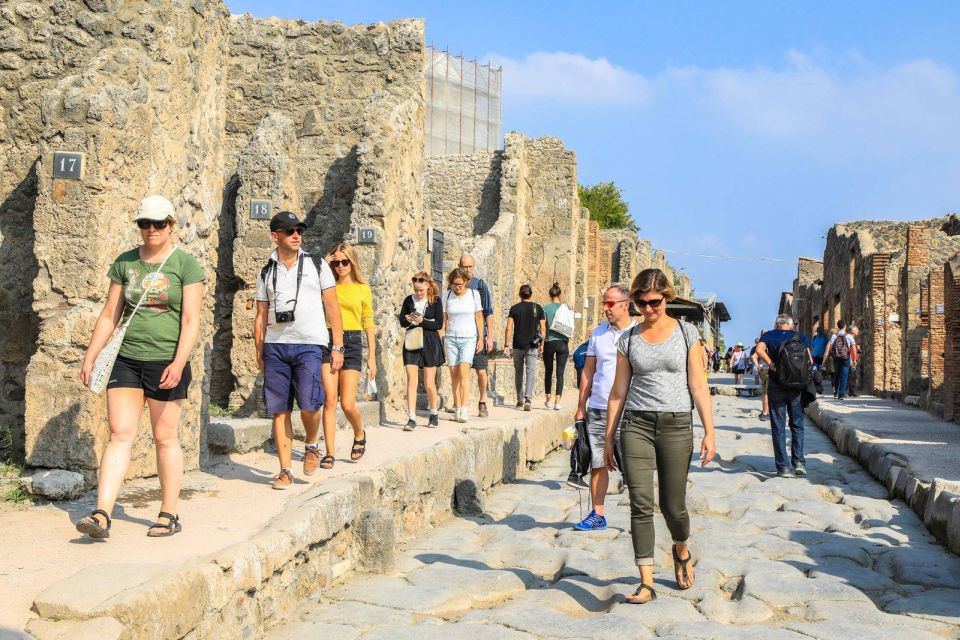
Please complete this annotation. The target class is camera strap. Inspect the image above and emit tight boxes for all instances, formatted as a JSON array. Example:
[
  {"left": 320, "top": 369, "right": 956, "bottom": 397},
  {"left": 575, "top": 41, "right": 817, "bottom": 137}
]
[{"left": 271, "top": 252, "right": 305, "bottom": 313}]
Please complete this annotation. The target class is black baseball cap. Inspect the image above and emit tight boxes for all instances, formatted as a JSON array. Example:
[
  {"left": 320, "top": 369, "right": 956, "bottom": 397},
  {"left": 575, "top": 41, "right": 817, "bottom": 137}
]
[{"left": 270, "top": 211, "right": 307, "bottom": 232}]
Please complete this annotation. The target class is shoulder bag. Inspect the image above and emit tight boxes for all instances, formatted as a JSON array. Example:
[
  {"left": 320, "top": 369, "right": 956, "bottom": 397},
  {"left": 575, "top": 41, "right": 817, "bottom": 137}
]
[
  {"left": 403, "top": 296, "right": 425, "bottom": 351},
  {"left": 87, "top": 246, "right": 178, "bottom": 394}
]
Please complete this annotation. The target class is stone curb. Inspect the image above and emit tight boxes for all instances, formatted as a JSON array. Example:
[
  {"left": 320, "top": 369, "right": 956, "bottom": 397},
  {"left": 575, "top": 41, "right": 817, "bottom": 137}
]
[
  {"left": 25, "top": 411, "right": 570, "bottom": 639},
  {"left": 805, "top": 401, "right": 960, "bottom": 555}
]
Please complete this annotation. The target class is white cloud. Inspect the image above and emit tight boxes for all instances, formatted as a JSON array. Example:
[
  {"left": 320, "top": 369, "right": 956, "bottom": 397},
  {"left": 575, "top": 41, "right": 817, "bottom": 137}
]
[{"left": 488, "top": 51, "right": 652, "bottom": 106}]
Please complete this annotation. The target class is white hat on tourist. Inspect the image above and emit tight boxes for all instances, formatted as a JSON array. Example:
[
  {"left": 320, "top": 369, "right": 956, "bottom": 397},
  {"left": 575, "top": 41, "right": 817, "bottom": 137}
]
[{"left": 135, "top": 195, "right": 176, "bottom": 221}]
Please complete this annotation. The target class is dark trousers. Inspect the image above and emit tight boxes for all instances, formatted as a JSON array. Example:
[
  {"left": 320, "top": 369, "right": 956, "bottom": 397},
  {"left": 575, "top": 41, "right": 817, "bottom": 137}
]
[
  {"left": 619, "top": 410, "right": 693, "bottom": 566},
  {"left": 832, "top": 357, "right": 850, "bottom": 397},
  {"left": 543, "top": 340, "right": 569, "bottom": 396},
  {"left": 768, "top": 384, "right": 805, "bottom": 471}
]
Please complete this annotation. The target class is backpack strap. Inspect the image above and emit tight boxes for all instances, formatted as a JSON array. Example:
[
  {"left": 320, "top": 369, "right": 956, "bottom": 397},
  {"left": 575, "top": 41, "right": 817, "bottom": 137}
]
[{"left": 678, "top": 321, "right": 694, "bottom": 411}]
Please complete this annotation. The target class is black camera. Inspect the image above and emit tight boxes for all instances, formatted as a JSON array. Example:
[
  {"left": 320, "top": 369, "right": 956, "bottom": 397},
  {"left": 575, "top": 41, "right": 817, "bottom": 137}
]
[
  {"left": 530, "top": 334, "right": 544, "bottom": 348},
  {"left": 275, "top": 310, "right": 296, "bottom": 323}
]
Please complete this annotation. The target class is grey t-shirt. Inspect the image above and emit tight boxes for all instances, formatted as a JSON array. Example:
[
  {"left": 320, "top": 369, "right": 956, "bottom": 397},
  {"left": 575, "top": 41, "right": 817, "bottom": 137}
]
[{"left": 616, "top": 320, "right": 699, "bottom": 412}]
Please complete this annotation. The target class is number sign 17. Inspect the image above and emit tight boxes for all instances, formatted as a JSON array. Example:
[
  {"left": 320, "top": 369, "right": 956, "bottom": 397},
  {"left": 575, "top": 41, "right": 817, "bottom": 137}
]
[{"left": 53, "top": 152, "right": 84, "bottom": 180}]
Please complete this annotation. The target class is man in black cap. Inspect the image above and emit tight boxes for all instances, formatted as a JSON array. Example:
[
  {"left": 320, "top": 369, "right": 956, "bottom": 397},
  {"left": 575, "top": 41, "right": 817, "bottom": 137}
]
[{"left": 254, "top": 211, "right": 345, "bottom": 489}]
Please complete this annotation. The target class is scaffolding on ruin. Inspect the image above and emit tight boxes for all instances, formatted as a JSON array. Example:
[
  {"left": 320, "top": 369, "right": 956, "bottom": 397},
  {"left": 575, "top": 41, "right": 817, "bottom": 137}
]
[{"left": 426, "top": 46, "right": 503, "bottom": 156}]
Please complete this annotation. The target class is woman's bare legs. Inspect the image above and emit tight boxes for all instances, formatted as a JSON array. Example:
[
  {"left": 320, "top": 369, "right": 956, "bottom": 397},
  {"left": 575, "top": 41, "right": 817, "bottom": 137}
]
[
  {"left": 423, "top": 366, "right": 438, "bottom": 411},
  {"left": 321, "top": 363, "right": 339, "bottom": 457},
  {"left": 147, "top": 397, "right": 184, "bottom": 532},
  {"left": 93, "top": 388, "right": 145, "bottom": 527},
  {"left": 405, "top": 364, "right": 419, "bottom": 416}
]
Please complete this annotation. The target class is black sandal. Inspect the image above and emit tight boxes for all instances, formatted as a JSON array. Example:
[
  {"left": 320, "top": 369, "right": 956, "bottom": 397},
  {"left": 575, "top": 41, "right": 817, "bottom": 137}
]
[
  {"left": 146, "top": 511, "right": 182, "bottom": 537},
  {"left": 76, "top": 509, "right": 111, "bottom": 539},
  {"left": 673, "top": 544, "right": 694, "bottom": 590},
  {"left": 625, "top": 583, "right": 657, "bottom": 604},
  {"left": 319, "top": 454, "right": 335, "bottom": 469},
  {"left": 350, "top": 431, "right": 366, "bottom": 462}
]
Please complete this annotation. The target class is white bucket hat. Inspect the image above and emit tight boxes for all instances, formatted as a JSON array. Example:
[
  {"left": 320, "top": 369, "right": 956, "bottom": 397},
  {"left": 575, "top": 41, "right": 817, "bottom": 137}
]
[{"left": 135, "top": 195, "right": 176, "bottom": 222}]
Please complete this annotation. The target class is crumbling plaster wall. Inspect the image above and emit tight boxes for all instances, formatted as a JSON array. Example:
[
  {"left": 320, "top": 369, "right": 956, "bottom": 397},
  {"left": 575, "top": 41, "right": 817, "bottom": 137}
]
[{"left": 18, "top": 1, "right": 230, "bottom": 478}]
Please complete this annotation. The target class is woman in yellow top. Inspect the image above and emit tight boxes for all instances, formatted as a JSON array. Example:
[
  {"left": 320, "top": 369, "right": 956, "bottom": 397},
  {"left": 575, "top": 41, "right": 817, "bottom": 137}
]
[{"left": 322, "top": 243, "right": 376, "bottom": 465}]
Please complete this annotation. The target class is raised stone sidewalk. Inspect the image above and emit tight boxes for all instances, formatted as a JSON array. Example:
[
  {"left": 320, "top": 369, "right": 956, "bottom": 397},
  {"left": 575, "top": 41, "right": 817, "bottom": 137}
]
[
  {"left": 0, "top": 404, "right": 571, "bottom": 639},
  {"left": 806, "top": 396, "right": 960, "bottom": 554}
]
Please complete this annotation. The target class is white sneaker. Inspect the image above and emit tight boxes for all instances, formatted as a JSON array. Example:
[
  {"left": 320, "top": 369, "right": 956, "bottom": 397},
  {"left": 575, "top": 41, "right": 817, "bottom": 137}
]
[
  {"left": 553, "top": 402, "right": 561, "bottom": 411},
  {"left": 458, "top": 408, "right": 468, "bottom": 423},
  {"left": 545, "top": 400, "right": 553, "bottom": 409}
]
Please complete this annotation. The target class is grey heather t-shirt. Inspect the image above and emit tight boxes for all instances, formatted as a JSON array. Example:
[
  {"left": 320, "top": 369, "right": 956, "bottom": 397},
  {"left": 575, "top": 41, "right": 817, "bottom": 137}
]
[{"left": 616, "top": 320, "right": 700, "bottom": 412}]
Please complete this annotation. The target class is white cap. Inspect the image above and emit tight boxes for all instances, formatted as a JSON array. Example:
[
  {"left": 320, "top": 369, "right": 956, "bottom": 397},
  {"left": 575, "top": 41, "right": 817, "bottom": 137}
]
[{"left": 135, "top": 195, "right": 175, "bottom": 221}]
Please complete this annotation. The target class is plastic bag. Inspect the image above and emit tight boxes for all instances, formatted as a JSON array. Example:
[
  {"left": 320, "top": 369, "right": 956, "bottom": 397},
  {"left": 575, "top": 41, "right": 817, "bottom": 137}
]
[{"left": 561, "top": 424, "right": 578, "bottom": 450}]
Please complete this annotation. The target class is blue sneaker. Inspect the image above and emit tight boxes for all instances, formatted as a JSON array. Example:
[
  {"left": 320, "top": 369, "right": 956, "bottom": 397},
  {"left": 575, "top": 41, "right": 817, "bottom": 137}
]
[{"left": 574, "top": 510, "right": 608, "bottom": 531}]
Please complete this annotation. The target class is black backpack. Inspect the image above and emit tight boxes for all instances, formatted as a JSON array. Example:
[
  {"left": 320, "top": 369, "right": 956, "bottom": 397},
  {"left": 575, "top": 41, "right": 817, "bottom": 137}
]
[{"left": 775, "top": 333, "right": 811, "bottom": 391}]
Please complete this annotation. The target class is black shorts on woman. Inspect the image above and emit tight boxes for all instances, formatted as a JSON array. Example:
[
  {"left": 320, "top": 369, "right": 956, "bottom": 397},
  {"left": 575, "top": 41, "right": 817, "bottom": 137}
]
[{"left": 107, "top": 355, "right": 192, "bottom": 401}]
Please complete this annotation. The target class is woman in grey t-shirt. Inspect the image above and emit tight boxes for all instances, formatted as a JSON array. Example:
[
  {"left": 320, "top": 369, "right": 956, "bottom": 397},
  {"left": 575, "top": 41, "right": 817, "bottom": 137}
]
[{"left": 604, "top": 268, "right": 717, "bottom": 604}]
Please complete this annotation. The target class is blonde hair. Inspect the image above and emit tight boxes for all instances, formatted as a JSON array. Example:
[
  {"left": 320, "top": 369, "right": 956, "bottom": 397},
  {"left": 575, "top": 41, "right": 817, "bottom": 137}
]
[
  {"left": 329, "top": 243, "right": 365, "bottom": 284},
  {"left": 414, "top": 271, "right": 439, "bottom": 304},
  {"left": 629, "top": 268, "right": 677, "bottom": 303}
]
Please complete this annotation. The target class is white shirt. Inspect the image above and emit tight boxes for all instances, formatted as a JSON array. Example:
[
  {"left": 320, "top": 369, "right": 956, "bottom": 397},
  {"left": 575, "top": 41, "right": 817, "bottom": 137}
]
[
  {"left": 827, "top": 330, "right": 856, "bottom": 356},
  {"left": 255, "top": 249, "right": 337, "bottom": 345},
  {"left": 442, "top": 289, "right": 483, "bottom": 338},
  {"left": 586, "top": 320, "right": 637, "bottom": 410},
  {"left": 413, "top": 296, "right": 428, "bottom": 316}
]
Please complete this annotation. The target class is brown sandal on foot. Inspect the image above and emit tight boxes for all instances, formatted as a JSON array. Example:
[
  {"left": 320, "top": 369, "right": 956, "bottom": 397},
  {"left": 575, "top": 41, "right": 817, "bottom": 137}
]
[
  {"left": 76, "top": 509, "right": 111, "bottom": 539},
  {"left": 146, "top": 511, "right": 182, "bottom": 537},
  {"left": 319, "top": 454, "right": 335, "bottom": 469},
  {"left": 350, "top": 431, "right": 366, "bottom": 462},
  {"left": 625, "top": 583, "right": 657, "bottom": 604},
  {"left": 673, "top": 544, "right": 695, "bottom": 589}
]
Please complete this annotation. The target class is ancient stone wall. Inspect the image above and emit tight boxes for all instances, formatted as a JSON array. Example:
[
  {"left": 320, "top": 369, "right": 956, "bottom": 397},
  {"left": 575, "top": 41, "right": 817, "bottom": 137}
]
[
  {"left": 792, "top": 257, "right": 823, "bottom": 337},
  {"left": 944, "top": 258, "right": 960, "bottom": 422},
  {"left": 925, "top": 266, "right": 946, "bottom": 412},
  {"left": 214, "top": 16, "right": 425, "bottom": 413},
  {"left": 18, "top": 1, "right": 230, "bottom": 479}
]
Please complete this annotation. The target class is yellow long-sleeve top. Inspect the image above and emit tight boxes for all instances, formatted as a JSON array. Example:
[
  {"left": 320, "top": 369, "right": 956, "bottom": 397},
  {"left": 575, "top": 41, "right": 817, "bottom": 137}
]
[{"left": 331, "top": 282, "right": 375, "bottom": 331}]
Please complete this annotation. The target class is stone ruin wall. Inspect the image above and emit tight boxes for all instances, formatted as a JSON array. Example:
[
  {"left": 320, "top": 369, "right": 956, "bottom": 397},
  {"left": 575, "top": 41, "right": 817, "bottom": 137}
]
[{"left": 1, "top": 1, "right": 427, "bottom": 476}]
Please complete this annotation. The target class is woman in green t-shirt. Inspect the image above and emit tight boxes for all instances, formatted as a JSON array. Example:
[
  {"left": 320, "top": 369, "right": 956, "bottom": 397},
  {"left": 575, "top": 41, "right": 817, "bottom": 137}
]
[{"left": 76, "top": 195, "right": 206, "bottom": 540}]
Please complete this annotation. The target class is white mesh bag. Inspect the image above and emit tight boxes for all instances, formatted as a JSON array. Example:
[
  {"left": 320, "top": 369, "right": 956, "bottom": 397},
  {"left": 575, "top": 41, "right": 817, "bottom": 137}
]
[{"left": 87, "top": 247, "right": 177, "bottom": 394}]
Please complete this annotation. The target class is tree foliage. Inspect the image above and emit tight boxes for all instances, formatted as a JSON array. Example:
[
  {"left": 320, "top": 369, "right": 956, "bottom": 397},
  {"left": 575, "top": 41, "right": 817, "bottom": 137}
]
[{"left": 578, "top": 182, "right": 637, "bottom": 231}]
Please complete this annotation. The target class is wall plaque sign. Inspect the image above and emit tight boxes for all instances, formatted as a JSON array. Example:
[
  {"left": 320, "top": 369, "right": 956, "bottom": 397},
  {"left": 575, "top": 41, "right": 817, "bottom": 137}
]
[
  {"left": 52, "top": 151, "right": 84, "bottom": 180},
  {"left": 357, "top": 227, "right": 377, "bottom": 244},
  {"left": 250, "top": 199, "right": 272, "bottom": 220},
  {"left": 936, "top": 304, "right": 945, "bottom": 314}
]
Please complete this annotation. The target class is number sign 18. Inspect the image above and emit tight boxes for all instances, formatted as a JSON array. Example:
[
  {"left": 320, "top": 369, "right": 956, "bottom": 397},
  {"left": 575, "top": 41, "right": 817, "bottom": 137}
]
[
  {"left": 250, "top": 199, "right": 272, "bottom": 220},
  {"left": 53, "top": 151, "right": 84, "bottom": 180}
]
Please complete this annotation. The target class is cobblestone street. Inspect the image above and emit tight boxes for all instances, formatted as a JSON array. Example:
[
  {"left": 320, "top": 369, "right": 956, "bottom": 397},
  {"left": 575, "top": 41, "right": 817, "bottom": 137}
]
[{"left": 266, "top": 394, "right": 960, "bottom": 640}]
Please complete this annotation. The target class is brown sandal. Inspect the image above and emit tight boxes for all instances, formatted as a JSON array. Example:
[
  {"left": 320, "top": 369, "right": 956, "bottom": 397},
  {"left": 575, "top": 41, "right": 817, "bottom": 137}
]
[
  {"left": 319, "top": 454, "right": 335, "bottom": 469},
  {"left": 625, "top": 583, "right": 657, "bottom": 604},
  {"left": 146, "top": 511, "right": 182, "bottom": 537},
  {"left": 673, "top": 544, "right": 695, "bottom": 589},
  {"left": 76, "top": 509, "right": 111, "bottom": 539},
  {"left": 350, "top": 431, "right": 366, "bottom": 462}
]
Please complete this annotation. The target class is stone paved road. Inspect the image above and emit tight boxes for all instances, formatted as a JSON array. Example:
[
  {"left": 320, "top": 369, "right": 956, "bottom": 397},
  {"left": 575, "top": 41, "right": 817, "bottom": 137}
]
[{"left": 265, "top": 394, "right": 960, "bottom": 639}]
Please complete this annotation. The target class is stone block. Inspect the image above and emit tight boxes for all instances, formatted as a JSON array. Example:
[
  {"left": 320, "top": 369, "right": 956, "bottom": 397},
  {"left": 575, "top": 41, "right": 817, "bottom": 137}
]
[
  {"left": 356, "top": 508, "right": 396, "bottom": 574},
  {"left": 947, "top": 500, "right": 960, "bottom": 555},
  {"left": 26, "top": 616, "right": 125, "bottom": 640},
  {"left": 207, "top": 418, "right": 270, "bottom": 454},
  {"left": 20, "top": 469, "right": 85, "bottom": 500},
  {"left": 453, "top": 476, "right": 484, "bottom": 516},
  {"left": 923, "top": 478, "right": 960, "bottom": 540}
]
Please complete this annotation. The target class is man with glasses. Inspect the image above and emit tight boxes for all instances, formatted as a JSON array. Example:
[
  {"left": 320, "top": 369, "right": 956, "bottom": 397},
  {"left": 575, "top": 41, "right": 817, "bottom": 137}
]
[
  {"left": 456, "top": 254, "right": 494, "bottom": 417},
  {"left": 254, "top": 211, "right": 345, "bottom": 490},
  {"left": 570, "top": 284, "right": 636, "bottom": 528}
]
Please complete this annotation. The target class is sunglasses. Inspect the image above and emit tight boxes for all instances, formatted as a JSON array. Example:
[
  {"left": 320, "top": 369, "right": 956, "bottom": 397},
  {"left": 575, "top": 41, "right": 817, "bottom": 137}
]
[
  {"left": 281, "top": 227, "right": 304, "bottom": 237},
  {"left": 136, "top": 219, "right": 169, "bottom": 230},
  {"left": 329, "top": 259, "right": 351, "bottom": 268},
  {"left": 602, "top": 299, "right": 627, "bottom": 309},
  {"left": 411, "top": 277, "right": 429, "bottom": 284},
  {"left": 634, "top": 297, "right": 665, "bottom": 309}
]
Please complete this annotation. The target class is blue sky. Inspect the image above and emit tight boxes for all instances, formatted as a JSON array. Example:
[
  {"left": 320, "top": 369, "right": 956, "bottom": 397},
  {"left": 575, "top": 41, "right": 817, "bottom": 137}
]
[{"left": 228, "top": 1, "right": 960, "bottom": 344}]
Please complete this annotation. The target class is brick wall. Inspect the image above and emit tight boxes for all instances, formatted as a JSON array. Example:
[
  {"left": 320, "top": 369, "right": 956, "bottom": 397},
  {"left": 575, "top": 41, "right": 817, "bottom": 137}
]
[
  {"left": 925, "top": 266, "right": 945, "bottom": 411},
  {"left": 944, "top": 259, "right": 960, "bottom": 421}
]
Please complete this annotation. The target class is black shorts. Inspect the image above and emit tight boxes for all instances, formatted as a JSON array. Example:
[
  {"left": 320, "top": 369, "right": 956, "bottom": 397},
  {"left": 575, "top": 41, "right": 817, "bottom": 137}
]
[
  {"left": 322, "top": 330, "right": 363, "bottom": 371},
  {"left": 472, "top": 348, "right": 489, "bottom": 370},
  {"left": 402, "top": 332, "right": 445, "bottom": 368},
  {"left": 107, "top": 355, "right": 192, "bottom": 401}
]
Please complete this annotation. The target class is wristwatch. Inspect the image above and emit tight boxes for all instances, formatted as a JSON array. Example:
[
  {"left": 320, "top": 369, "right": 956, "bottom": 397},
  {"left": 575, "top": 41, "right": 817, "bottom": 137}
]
[{"left": 330, "top": 345, "right": 345, "bottom": 353}]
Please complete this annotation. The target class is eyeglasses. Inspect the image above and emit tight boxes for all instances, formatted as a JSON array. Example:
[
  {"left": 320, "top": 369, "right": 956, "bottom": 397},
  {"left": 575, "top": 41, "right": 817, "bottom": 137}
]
[
  {"left": 282, "top": 227, "right": 304, "bottom": 237},
  {"left": 329, "top": 259, "right": 351, "bottom": 268},
  {"left": 602, "top": 299, "right": 628, "bottom": 309},
  {"left": 411, "top": 277, "right": 429, "bottom": 284},
  {"left": 136, "top": 219, "right": 169, "bottom": 230},
  {"left": 634, "top": 297, "right": 665, "bottom": 309},
  {"left": 451, "top": 281, "right": 466, "bottom": 288}
]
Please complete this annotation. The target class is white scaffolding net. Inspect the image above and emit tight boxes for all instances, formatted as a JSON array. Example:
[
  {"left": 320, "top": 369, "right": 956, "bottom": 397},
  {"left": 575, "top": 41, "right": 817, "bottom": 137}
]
[{"left": 426, "top": 47, "right": 503, "bottom": 156}]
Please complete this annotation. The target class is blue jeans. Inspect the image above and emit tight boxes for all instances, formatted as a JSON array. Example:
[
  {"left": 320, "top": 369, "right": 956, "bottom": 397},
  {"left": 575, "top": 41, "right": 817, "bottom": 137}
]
[
  {"left": 832, "top": 357, "right": 850, "bottom": 397},
  {"left": 767, "top": 384, "right": 805, "bottom": 471}
]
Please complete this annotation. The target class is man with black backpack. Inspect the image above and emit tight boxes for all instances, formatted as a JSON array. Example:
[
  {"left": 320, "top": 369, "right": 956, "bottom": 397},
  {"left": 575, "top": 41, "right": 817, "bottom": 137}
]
[
  {"left": 756, "top": 314, "right": 813, "bottom": 478},
  {"left": 823, "top": 320, "right": 856, "bottom": 400}
]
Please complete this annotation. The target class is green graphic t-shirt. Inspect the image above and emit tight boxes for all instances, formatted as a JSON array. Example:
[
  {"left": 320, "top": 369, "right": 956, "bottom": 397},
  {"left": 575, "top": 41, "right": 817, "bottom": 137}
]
[{"left": 108, "top": 248, "right": 206, "bottom": 362}]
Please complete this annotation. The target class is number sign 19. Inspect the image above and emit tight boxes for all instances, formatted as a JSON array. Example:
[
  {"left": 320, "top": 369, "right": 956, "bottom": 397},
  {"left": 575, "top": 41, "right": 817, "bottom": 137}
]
[
  {"left": 53, "top": 151, "right": 84, "bottom": 180},
  {"left": 250, "top": 199, "right": 272, "bottom": 220},
  {"left": 357, "top": 227, "right": 377, "bottom": 244}
]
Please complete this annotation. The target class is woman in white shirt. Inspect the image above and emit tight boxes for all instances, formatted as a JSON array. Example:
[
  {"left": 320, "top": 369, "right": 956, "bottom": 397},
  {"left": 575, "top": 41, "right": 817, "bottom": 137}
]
[{"left": 442, "top": 267, "right": 483, "bottom": 423}]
